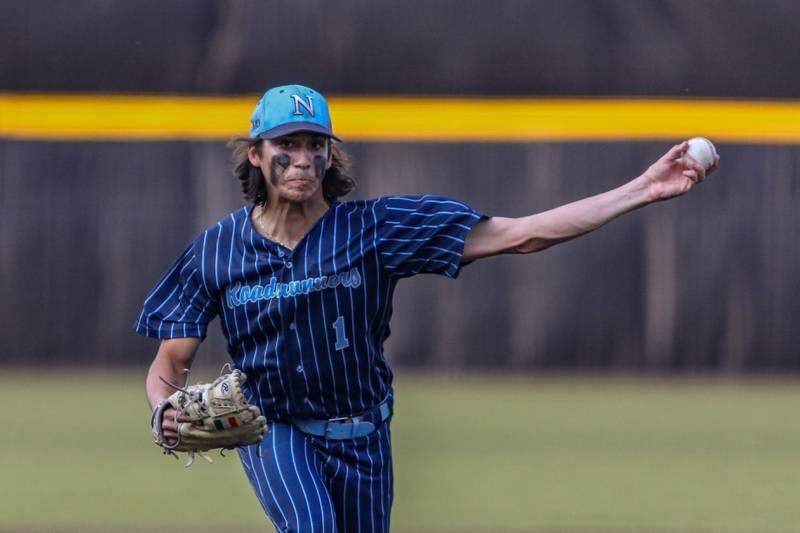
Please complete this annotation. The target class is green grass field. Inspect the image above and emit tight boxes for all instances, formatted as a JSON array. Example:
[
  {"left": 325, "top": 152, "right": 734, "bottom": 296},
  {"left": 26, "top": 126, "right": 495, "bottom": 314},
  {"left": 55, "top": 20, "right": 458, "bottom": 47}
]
[{"left": 2, "top": 372, "right": 800, "bottom": 532}]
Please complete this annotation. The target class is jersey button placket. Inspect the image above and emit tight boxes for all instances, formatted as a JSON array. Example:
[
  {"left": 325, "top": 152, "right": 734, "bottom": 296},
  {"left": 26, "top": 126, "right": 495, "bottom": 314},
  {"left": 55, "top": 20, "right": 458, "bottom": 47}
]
[
  {"left": 278, "top": 268, "right": 300, "bottom": 407},
  {"left": 283, "top": 265, "right": 310, "bottom": 407}
]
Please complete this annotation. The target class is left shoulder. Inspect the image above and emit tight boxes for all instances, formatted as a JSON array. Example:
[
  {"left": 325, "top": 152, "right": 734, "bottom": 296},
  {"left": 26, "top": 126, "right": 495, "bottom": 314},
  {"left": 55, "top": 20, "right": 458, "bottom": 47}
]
[
  {"left": 334, "top": 198, "right": 378, "bottom": 211},
  {"left": 328, "top": 198, "right": 385, "bottom": 221},
  {"left": 376, "top": 195, "right": 478, "bottom": 217}
]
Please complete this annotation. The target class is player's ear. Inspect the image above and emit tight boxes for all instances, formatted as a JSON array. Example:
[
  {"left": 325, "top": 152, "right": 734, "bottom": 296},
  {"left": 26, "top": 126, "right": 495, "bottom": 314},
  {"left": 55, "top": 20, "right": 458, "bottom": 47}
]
[
  {"left": 247, "top": 141, "right": 263, "bottom": 166},
  {"left": 325, "top": 139, "right": 334, "bottom": 170}
]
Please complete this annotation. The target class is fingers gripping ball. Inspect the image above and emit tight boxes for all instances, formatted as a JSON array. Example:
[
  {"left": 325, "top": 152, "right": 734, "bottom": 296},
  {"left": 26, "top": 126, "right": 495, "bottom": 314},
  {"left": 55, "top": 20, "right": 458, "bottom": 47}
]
[
  {"left": 152, "top": 369, "right": 268, "bottom": 466},
  {"left": 683, "top": 137, "right": 717, "bottom": 171}
]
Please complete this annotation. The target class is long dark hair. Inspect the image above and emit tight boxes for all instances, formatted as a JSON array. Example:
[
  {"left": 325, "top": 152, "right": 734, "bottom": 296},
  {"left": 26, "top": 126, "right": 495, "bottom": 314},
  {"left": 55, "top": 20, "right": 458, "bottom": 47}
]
[{"left": 227, "top": 137, "right": 355, "bottom": 205}]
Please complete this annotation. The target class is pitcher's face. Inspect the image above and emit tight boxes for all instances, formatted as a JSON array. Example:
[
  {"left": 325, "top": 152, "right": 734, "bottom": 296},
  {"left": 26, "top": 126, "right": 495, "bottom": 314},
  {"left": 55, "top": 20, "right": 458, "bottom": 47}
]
[{"left": 250, "top": 133, "right": 332, "bottom": 204}]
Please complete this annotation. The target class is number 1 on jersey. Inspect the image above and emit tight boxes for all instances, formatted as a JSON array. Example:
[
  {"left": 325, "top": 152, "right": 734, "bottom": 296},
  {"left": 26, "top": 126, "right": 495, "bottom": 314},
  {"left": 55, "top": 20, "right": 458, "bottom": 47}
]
[{"left": 332, "top": 315, "right": 350, "bottom": 351}]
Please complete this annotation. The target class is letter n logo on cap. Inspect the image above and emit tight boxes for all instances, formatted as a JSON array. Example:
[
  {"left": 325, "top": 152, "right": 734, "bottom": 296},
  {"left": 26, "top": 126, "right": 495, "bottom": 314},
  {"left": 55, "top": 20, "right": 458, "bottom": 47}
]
[{"left": 291, "top": 94, "right": 315, "bottom": 117}]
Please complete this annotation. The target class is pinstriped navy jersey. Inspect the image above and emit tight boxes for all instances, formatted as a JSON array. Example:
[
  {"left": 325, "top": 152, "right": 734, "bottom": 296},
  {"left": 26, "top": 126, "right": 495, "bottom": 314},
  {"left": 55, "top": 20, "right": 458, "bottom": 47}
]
[{"left": 135, "top": 195, "right": 485, "bottom": 420}]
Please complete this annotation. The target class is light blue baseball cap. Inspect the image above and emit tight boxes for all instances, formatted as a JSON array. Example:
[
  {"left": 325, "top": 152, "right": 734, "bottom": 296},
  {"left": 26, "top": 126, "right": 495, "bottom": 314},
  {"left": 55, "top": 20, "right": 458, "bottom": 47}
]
[{"left": 249, "top": 84, "right": 341, "bottom": 141}]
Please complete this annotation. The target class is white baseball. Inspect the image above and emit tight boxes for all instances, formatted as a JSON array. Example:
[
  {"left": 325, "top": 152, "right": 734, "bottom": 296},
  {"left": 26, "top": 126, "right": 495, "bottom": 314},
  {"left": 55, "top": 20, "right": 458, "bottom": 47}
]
[{"left": 684, "top": 137, "right": 717, "bottom": 171}]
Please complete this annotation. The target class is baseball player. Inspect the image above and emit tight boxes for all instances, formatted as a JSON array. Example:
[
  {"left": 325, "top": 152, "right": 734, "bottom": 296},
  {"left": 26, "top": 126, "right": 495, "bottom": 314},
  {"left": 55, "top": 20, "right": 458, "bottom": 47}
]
[{"left": 137, "top": 84, "right": 718, "bottom": 532}]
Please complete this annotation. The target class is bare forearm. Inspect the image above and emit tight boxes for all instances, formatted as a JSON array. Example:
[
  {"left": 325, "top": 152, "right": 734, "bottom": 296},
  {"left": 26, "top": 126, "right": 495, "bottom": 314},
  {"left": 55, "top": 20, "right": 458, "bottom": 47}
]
[
  {"left": 511, "top": 176, "right": 651, "bottom": 253},
  {"left": 146, "top": 356, "right": 185, "bottom": 410},
  {"left": 145, "top": 338, "right": 200, "bottom": 410}
]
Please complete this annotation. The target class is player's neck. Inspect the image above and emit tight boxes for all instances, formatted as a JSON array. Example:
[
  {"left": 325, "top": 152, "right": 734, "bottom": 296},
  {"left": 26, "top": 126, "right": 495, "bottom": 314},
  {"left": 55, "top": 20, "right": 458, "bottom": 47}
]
[{"left": 254, "top": 195, "right": 330, "bottom": 249}]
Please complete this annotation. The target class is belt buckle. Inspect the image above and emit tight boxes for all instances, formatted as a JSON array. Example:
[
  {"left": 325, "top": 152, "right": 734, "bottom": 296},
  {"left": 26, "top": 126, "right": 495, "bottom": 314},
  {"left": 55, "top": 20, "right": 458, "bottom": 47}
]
[
  {"left": 327, "top": 415, "right": 354, "bottom": 424},
  {"left": 324, "top": 415, "right": 362, "bottom": 438}
]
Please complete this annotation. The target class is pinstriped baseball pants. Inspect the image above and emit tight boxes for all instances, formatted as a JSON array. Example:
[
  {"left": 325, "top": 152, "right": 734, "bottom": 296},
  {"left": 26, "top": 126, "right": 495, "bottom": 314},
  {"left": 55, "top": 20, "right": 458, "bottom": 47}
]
[{"left": 238, "top": 421, "right": 394, "bottom": 532}]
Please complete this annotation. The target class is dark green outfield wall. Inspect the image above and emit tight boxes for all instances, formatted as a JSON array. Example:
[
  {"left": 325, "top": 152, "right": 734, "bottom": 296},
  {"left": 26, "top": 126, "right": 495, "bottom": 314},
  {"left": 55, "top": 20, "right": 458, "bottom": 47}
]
[
  {"left": 2, "top": 1, "right": 799, "bottom": 369},
  {"left": 3, "top": 140, "right": 798, "bottom": 370}
]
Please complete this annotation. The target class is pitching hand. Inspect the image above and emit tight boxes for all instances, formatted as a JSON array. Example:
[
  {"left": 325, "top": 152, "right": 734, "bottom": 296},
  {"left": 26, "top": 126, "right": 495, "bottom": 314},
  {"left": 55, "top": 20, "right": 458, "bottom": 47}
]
[{"left": 640, "top": 141, "right": 720, "bottom": 202}]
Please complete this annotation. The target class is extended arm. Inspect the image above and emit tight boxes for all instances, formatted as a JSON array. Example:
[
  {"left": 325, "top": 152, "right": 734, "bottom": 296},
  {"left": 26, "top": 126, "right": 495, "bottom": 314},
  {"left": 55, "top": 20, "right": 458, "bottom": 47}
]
[{"left": 463, "top": 141, "right": 719, "bottom": 262}]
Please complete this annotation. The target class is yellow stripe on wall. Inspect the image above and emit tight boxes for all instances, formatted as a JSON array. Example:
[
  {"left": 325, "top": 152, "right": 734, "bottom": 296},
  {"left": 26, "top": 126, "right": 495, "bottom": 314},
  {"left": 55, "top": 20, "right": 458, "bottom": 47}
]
[{"left": 1, "top": 93, "right": 799, "bottom": 143}]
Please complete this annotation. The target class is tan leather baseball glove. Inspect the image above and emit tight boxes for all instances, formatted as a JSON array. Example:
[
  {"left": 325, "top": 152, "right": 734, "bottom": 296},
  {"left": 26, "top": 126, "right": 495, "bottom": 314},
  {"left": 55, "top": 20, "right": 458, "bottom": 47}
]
[{"left": 151, "top": 368, "right": 267, "bottom": 466}]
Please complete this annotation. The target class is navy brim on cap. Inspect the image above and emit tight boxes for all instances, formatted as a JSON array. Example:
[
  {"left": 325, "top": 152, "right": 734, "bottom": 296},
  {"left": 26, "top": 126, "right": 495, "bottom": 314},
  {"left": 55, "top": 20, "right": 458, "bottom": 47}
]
[{"left": 257, "top": 122, "right": 342, "bottom": 142}]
